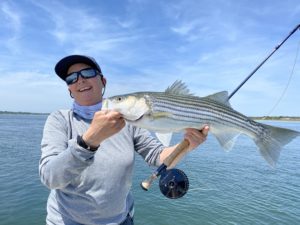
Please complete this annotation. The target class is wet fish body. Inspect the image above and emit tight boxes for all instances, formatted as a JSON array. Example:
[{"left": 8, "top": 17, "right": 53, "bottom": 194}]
[{"left": 103, "top": 81, "right": 299, "bottom": 166}]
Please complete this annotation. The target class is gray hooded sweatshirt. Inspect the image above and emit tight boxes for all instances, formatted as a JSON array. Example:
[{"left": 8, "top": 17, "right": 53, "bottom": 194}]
[{"left": 39, "top": 110, "right": 164, "bottom": 225}]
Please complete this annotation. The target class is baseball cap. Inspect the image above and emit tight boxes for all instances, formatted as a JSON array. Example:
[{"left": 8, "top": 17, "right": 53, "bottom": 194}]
[{"left": 55, "top": 55, "right": 102, "bottom": 81}]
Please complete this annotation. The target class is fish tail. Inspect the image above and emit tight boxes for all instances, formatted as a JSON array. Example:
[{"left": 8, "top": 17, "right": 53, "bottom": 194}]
[{"left": 255, "top": 124, "right": 299, "bottom": 167}]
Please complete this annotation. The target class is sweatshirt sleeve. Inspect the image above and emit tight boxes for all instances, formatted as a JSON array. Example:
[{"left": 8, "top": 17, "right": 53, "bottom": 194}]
[
  {"left": 132, "top": 126, "right": 164, "bottom": 166},
  {"left": 39, "top": 111, "right": 95, "bottom": 189}
]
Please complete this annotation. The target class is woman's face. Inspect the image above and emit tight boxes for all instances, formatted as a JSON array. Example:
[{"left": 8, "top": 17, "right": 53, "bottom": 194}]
[{"left": 67, "top": 63, "right": 104, "bottom": 106}]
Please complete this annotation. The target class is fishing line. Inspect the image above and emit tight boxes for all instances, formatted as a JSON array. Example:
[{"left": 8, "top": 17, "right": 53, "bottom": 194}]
[
  {"left": 140, "top": 23, "right": 300, "bottom": 199},
  {"left": 266, "top": 40, "right": 300, "bottom": 116},
  {"left": 178, "top": 145, "right": 221, "bottom": 194},
  {"left": 253, "top": 35, "right": 300, "bottom": 211},
  {"left": 228, "top": 23, "right": 300, "bottom": 100}
]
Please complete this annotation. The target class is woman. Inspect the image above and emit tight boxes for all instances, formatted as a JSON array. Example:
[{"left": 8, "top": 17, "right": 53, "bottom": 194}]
[{"left": 39, "top": 55, "right": 209, "bottom": 225}]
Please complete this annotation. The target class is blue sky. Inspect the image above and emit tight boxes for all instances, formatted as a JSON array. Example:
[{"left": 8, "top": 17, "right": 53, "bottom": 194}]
[{"left": 0, "top": 0, "right": 299, "bottom": 116}]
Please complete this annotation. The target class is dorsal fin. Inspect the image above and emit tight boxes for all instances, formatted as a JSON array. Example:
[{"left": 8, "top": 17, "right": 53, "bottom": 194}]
[
  {"left": 165, "top": 80, "right": 193, "bottom": 96},
  {"left": 204, "top": 91, "right": 231, "bottom": 107}
]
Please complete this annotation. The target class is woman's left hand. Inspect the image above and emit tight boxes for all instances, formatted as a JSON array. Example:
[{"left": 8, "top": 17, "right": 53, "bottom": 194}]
[{"left": 184, "top": 126, "right": 209, "bottom": 151}]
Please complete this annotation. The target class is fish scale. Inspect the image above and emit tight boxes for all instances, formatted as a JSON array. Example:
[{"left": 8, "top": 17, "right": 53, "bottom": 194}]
[
  {"left": 103, "top": 81, "right": 300, "bottom": 167},
  {"left": 155, "top": 96, "right": 248, "bottom": 124},
  {"left": 152, "top": 93, "right": 259, "bottom": 135}
]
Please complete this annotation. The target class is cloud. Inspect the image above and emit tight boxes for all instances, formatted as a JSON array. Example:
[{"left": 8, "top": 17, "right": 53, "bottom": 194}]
[
  {"left": 31, "top": 1, "right": 148, "bottom": 66},
  {"left": 0, "top": 0, "right": 299, "bottom": 116},
  {"left": 171, "top": 19, "right": 202, "bottom": 36},
  {"left": 115, "top": 18, "right": 137, "bottom": 29},
  {"left": 1, "top": 2, "right": 21, "bottom": 31},
  {"left": 31, "top": 1, "right": 101, "bottom": 44},
  {"left": 0, "top": 1, "right": 22, "bottom": 53},
  {"left": 0, "top": 70, "right": 71, "bottom": 113}
]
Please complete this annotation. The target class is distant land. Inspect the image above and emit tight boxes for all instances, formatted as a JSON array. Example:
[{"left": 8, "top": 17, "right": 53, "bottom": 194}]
[
  {"left": 250, "top": 116, "right": 300, "bottom": 121},
  {"left": 0, "top": 111, "right": 49, "bottom": 115},
  {"left": 0, "top": 111, "right": 299, "bottom": 121}
]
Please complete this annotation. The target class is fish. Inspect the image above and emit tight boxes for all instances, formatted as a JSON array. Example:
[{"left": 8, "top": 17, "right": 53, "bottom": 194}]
[{"left": 102, "top": 80, "right": 300, "bottom": 167}]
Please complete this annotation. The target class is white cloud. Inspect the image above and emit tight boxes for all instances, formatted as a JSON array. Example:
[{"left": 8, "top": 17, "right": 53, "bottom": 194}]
[
  {"left": 171, "top": 20, "right": 202, "bottom": 36},
  {"left": 0, "top": 70, "right": 71, "bottom": 113},
  {"left": 0, "top": 0, "right": 299, "bottom": 116},
  {"left": 31, "top": 1, "right": 103, "bottom": 43},
  {"left": 1, "top": 2, "right": 21, "bottom": 32},
  {"left": 31, "top": 1, "right": 147, "bottom": 67},
  {"left": 0, "top": 1, "right": 22, "bottom": 53}
]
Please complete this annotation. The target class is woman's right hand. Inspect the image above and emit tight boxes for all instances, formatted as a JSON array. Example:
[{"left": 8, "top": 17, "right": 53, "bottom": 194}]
[{"left": 82, "top": 110, "right": 125, "bottom": 148}]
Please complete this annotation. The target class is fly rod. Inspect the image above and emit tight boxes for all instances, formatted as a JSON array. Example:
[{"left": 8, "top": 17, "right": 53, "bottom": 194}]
[
  {"left": 228, "top": 23, "right": 300, "bottom": 99},
  {"left": 141, "top": 23, "right": 300, "bottom": 195}
]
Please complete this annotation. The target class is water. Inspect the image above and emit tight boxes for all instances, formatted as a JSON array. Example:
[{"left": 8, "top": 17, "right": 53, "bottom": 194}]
[{"left": 0, "top": 114, "right": 299, "bottom": 225}]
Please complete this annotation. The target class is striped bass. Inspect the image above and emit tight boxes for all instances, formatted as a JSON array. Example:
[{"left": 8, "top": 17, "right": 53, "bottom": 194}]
[{"left": 102, "top": 81, "right": 299, "bottom": 167}]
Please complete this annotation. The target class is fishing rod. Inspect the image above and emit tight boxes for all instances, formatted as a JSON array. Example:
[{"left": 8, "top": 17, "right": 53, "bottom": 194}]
[
  {"left": 229, "top": 23, "right": 300, "bottom": 99},
  {"left": 141, "top": 23, "right": 300, "bottom": 199}
]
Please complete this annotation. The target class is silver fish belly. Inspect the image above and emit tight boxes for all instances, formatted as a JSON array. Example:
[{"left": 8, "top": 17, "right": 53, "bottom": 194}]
[{"left": 103, "top": 81, "right": 300, "bottom": 167}]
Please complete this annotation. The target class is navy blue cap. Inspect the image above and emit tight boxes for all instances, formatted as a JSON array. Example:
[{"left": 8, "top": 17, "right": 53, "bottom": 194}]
[{"left": 55, "top": 55, "right": 102, "bottom": 80}]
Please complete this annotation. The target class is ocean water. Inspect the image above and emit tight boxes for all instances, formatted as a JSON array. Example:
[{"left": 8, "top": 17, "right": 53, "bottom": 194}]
[{"left": 0, "top": 114, "right": 299, "bottom": 225}]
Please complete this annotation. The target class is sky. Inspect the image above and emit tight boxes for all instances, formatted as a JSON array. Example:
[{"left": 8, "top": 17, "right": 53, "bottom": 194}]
[{"left": 0, "top": 0, "right": 299, "bottom": 116}]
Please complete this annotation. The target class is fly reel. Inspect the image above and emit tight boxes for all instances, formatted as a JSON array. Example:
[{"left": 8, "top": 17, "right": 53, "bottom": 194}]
[
  {"left": 140, "top": 140, "right": 190, "bottom": 199},
  {"left": 159, "top": 168, "right": 189, "bottom": 199}
]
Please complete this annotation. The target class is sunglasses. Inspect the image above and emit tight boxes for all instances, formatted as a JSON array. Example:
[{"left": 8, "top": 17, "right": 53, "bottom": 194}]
[{"left": 65, "top": 68, "right": 102, "bottom": 85}]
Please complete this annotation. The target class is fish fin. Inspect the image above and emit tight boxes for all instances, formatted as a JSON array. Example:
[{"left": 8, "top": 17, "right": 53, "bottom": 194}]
[
  {"left": 204, "top": 91, "right": 231, "bottom": 108},
  {"left": 210, "top": 126, "right": 241, "bottom": 151},
  {"left": 165, "top": 80, "right": 193, "bottom": 96},
  {"left": 255, "top": 124, "right": 300, "bottom": 167},
  {"left": 152, "top": 112, "right": 172, "bottom": 119},
  {"left": 155, "top": 132, "right": 173, "bottom": 146}
]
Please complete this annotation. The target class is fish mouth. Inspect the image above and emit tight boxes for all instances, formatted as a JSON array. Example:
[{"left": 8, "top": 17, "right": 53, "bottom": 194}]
[{"left": 126, "top": 114, "right": 144, "bottom": 122}]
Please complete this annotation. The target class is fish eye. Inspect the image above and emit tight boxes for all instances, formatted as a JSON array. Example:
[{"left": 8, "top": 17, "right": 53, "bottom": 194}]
[{"left": 116, "top": 97, "right": 123, "bottom": 102}]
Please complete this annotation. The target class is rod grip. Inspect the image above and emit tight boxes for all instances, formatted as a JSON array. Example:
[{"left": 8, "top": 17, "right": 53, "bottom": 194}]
[
  {"left": 163, "top": 139, "right": 190, "bottom": 167},
  {"left": 140, "top": 139, "right": 190, "bottom": 191}
]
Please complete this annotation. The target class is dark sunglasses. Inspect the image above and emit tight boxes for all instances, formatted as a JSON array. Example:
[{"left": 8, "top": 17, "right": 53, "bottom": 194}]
[{"left": 65, "top": 68, "right": 102, "bottom": 85}]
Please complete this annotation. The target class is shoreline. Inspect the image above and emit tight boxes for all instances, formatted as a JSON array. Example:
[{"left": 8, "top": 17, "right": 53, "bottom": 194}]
[
  {"left": 250, "top": 116, "right": 300, "bottom": 122},
  {"left": 1, "top": 111, "right": 299, "bottom": 121},
  {"left": 0, "top": 111, "right": 49, "bottom": 115}
]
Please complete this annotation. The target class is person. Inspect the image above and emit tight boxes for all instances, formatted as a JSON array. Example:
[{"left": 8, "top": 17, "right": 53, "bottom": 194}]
[{"left": 39, "top": 55, "right": 209, "bottom": 225}]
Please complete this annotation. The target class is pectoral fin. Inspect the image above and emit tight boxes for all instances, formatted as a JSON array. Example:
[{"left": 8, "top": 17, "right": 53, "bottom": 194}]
[{"left": 155, "top": 132, "right": 173, "bottom": 146}]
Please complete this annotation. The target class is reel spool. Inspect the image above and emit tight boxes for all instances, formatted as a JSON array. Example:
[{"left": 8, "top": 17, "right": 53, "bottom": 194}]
[{"left": 159, "top": 168, "right": 189, "bottom": 199}]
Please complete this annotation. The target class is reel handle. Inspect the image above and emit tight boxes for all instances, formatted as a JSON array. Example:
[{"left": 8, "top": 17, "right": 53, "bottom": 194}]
[{"left": 140, "top": 173, "right": 158, "bottom": 191}]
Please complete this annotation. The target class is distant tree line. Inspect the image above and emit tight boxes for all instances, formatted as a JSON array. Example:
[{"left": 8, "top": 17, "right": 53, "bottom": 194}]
[
  {"left": 0, "top": 111, "right": 299, "bottom": 120},
  {"left": 0, "top": 111, "right": 49, "bottom": 115},
  {"left": 250, "top": 116, "right": 300, "bottom": 121}
]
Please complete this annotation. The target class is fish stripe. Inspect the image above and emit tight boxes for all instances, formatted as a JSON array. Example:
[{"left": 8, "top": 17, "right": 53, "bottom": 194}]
[
  {"left": 154, "top": 104, "right": 257, "bottom": 134},
  {"left": 151, "top": 94, "right": 261, "bottom": 134},
  {"left": 154, "top": 94, "right": 248, "bottom": 121},
  {"left": 155, "top": 94, "right": 246, "bottom": 120}
]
